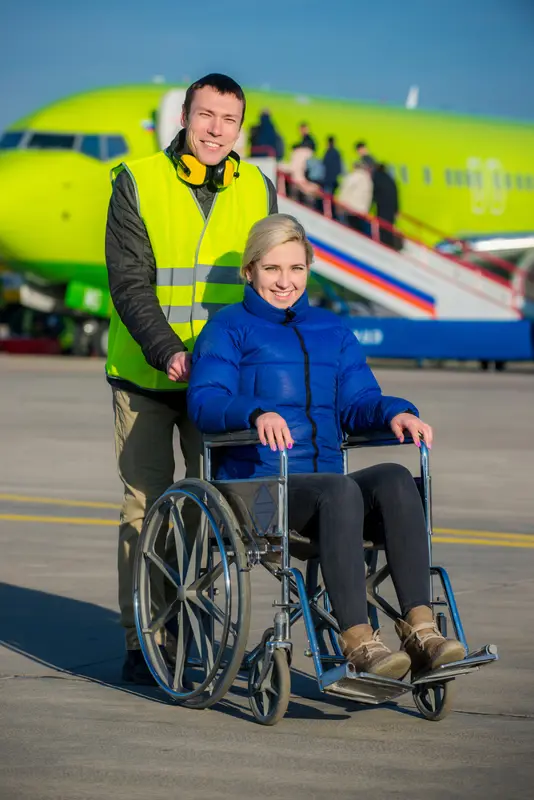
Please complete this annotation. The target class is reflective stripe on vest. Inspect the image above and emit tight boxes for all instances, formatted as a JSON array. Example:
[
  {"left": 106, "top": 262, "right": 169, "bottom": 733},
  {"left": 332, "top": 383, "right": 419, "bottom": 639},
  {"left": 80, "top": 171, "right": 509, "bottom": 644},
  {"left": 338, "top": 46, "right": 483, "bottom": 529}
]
[
  {"left": 106, "top": 152, "right": 269, "bottom": 391},
  {"left": 156, "top": 264, "right": 243, "bottom": 320}
]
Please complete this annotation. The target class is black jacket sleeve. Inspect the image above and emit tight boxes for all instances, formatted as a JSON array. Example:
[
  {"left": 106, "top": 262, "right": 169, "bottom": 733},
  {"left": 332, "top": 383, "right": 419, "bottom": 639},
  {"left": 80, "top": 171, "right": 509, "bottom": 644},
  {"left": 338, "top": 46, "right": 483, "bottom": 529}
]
[
  {"left": 105, "top": 170, "right": 187, "bottom": 374},
  {"left": 264, "top": 175, "right": 278, "bottom": 214}
]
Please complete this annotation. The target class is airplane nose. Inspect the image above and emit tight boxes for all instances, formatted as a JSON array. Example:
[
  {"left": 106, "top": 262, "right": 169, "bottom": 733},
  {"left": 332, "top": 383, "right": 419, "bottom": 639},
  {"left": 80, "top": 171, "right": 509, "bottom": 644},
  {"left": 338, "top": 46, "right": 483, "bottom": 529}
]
[
  {"left": 0, "top": 150, "right": 78, "bottom": 280},
  {"left": 0, "top": 152, "right": 32, "bottom": 265}
]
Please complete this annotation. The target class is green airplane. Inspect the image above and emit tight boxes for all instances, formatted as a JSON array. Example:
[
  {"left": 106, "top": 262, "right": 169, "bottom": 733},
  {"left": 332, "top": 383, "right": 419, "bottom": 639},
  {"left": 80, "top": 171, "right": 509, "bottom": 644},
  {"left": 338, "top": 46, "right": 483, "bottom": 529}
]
[{"left": 1, "top": 83, "right": 533, "bottom": 351}]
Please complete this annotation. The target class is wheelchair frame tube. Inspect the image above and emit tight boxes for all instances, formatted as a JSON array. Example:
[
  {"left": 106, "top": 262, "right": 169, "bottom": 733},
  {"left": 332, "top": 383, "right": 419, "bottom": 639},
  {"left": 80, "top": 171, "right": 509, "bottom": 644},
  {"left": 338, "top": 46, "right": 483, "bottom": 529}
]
[
  {"left": 203, "top": 443, "right": 212, "bottom": 481},
  {"left": 418, "top": 442, "right": 433, "bottom": 604},
  {"left": 278, "top": 448, "right": 290, "bottom": 639}
]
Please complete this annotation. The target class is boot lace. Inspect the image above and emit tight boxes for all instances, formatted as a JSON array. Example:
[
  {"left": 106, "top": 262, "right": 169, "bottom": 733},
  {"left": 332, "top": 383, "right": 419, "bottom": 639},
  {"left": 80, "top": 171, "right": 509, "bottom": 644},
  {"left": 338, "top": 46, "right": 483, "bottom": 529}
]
[
  {"left": 404, "top": 621, "right": 444, "bottom": 649},
  {"left": 348, "top": 629, "right": 390, "bottom": 659}
]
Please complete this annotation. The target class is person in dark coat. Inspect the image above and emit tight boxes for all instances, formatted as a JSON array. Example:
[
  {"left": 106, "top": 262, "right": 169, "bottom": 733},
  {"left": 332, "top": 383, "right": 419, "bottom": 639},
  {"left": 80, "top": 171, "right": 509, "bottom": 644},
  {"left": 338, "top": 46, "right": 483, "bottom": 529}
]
[
  {"left": 188, "top": 213, "right": 465, "bottom": 679},
  {"left": 250, "top": 110, "right": 284, "bottom": 159},
  {"left": 296, "top": 121, "right": 316, "bottom": 151},
  {"left": 372, "top": 163, "right": 400, "bottom": 249},
  {"left": 322, "top": 136, "right": 344, "bottom": 208}
]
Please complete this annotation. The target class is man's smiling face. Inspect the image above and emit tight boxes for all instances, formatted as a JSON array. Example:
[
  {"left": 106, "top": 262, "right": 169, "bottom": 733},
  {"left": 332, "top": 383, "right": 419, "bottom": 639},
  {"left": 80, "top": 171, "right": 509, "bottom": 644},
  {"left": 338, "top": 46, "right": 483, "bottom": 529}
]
[{"left": 182, "top": 85, "right": 243, "bottom": 166}]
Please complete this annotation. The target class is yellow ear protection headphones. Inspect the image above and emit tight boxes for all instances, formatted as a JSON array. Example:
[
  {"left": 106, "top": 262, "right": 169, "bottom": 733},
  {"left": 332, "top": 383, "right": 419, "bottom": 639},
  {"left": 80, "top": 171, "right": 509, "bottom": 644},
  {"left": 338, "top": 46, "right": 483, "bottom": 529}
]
[{"left": 174, "top": 151, "right": 241, "bottom": 189}]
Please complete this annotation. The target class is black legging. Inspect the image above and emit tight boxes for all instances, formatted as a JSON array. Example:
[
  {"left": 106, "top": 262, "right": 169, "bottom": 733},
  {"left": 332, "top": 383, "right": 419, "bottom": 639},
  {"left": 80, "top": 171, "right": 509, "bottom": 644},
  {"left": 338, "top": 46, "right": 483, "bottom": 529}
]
[{"left": 288, "top": 463, "right": 430, "bottom": 631}]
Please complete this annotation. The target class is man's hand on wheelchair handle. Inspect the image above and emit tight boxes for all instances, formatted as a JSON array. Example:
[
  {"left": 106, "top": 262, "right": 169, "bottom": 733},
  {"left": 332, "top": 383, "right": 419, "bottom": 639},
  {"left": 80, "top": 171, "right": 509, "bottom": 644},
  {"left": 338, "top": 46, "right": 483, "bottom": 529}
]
[
  {"left": 255, "top": 412, "right": 295, "bottom": 451},
  {"left": 167, "top": 352, "right": 192, "bottom": 382},
  {"left": 390, "top": 413, "right": 433, "bottom": 448}
]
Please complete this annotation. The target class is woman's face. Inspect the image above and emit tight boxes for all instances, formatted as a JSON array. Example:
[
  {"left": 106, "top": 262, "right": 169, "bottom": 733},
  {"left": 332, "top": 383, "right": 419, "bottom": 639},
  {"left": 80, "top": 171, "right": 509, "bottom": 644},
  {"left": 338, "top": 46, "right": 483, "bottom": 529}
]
[{"left": 246, "top": 241, "right": 309, "bottom": 309}]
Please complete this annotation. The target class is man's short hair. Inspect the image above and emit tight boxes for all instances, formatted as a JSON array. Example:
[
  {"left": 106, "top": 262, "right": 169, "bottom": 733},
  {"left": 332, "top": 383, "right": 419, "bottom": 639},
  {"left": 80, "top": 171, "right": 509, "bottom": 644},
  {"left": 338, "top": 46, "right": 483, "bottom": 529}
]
[
  {"left": 183, "top": 73, "right": 246, "bottom": 124},
  {"left": 355, "top": 140, "right": 366, "bottom": 150}
]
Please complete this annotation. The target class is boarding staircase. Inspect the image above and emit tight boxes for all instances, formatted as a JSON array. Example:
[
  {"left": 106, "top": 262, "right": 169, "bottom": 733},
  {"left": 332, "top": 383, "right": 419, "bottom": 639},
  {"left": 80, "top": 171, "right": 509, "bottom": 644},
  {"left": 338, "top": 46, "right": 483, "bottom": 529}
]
[{"left": 247, "top": 157, "right": 522, "bottom": 320}]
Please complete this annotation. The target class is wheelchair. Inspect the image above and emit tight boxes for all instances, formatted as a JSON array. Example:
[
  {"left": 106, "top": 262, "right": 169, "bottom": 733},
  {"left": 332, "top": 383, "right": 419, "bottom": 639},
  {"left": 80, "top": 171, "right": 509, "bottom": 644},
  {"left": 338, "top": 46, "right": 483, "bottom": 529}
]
[{"left": 132, "top": 430, "right": 498, "bottom": 726}]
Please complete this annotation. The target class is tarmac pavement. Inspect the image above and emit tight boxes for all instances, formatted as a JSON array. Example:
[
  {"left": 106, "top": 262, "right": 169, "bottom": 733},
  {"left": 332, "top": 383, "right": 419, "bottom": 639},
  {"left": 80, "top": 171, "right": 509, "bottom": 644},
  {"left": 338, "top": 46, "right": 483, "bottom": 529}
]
[{"left": 0, "top": 356, "right": 533, "bottom": 799}]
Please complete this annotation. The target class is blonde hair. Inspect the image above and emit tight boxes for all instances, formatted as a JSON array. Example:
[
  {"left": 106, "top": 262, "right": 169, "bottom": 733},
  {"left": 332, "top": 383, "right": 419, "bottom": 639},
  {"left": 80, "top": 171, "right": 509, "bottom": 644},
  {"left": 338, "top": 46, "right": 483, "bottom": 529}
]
[{"left": 240, "top": 213, "right": 314, "bottom": 279}]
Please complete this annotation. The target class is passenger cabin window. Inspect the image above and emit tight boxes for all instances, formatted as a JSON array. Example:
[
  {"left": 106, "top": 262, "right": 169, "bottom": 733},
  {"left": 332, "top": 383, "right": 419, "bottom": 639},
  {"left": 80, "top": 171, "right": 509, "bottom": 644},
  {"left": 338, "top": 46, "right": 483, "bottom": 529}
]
[
  {"left": 400, "top": 165, "right": 409, "bottom": 184},
  {"left": 104, "top": 135, "right": 128, "bottom": 161},
  {"left": 445, "top": 169, "right": 453, "bottom": 186},
  {"left": 505, "top": 173, "right": 512, "bottom": 190},
  {"left": 526, "top": 175, "right": 534, "bottom": 191},
  {"left": 423, "top": 166, "right": 432, "bottom": 185},
  {"left": 27, "top": 132, "right": 76, "bottom": 150},
  {"left": 516, "top": 175, "right": 524, "bottom": 190},
  {"left": 0, "top": 131, "right": 24, "bottom": 149},
  {"left": 80, "top": 135, "right": 102, "bottom": 160}
]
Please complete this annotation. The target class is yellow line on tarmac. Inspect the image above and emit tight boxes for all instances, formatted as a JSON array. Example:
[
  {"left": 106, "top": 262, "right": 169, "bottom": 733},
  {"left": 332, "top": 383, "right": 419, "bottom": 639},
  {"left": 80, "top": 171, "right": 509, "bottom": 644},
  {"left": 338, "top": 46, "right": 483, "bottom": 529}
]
[
  {"left": 0, "top": 493, "right": 121, "bottom": 510},
  {"left": 434, "top": 528, "right": 533, "bottom": 542},
  {"left": 0, "top": 513, "right": 533, "bottom": 549},
  {"left": 2, "top": 493, "right": 532, "bottom": 542},
  {"left": 433, "top": 535, "right": 534, "bottom": 549},
  {"left": 0, "top": 514, "right": 116, "bottom": 526}
]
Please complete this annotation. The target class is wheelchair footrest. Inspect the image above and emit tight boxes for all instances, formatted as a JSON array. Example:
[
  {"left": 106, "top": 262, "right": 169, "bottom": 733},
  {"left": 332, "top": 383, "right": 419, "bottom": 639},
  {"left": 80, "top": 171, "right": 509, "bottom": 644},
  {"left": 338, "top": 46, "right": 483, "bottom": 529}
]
[
  {"left": 411, "top": 644, "right": 499, "bottom": 686},
  {"left": 321, "top": 663, "right": 410, "bottom": 705}
]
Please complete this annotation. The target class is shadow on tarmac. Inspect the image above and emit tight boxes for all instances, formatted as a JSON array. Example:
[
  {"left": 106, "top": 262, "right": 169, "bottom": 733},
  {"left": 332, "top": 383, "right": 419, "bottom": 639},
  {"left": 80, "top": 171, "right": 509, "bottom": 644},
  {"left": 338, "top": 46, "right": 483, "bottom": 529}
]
[{"left": 0, "top": 581, "right": 418, "bottom": 722}]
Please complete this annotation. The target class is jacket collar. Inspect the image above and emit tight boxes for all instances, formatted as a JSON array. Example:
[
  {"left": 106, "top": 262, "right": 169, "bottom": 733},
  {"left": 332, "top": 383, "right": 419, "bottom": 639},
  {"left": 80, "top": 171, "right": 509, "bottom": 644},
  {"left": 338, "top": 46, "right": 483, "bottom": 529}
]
[{"left": 243, "top": 283, "right": 309, "bottom": 324}]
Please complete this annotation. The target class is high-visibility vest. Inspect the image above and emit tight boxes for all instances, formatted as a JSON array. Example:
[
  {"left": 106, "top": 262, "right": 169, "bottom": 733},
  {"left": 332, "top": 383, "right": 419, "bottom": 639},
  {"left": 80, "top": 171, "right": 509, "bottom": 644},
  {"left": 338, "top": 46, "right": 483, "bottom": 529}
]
[{"left": 105, "top": 151, "right": 269, "bottom": 391}]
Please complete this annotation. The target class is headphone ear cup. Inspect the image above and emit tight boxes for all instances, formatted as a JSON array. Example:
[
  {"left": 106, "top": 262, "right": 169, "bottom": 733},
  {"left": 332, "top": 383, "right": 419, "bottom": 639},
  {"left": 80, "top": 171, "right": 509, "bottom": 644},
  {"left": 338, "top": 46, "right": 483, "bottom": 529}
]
[
  {"left": 222, "top": 158, "right": 236, "bottom": 187},
  {"left": 177, "top": 154, "right": 207, "bottom": 185},
  {"left": 211, "top": 161, "right": 227, "bottom": 188},
  {"left": 210, "top": 158, "right": 237, "bottom": 188}
]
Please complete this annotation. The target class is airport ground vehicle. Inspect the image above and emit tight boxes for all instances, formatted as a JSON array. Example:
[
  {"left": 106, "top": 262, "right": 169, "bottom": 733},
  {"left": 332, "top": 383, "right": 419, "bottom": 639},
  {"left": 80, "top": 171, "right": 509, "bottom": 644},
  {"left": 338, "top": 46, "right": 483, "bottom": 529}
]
[{"left": 133, "top": 430, "right": 498, "bottom": 725}]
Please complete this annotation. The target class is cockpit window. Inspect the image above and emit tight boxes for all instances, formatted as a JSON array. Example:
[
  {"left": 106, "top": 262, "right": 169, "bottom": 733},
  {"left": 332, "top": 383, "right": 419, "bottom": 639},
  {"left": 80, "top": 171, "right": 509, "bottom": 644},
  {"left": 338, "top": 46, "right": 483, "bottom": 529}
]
[
  {"left": 80, "top": 134, "right": 102, "bottom": 160},
  {"left": 27, "top": 132, "right": 76, "bottom": 150},
  {"left": 0, "top": 131, "right": 24, "bottom": 149},
  {"left": 0, "top": 130, "right": 129, "bottom": 161},
  {"left": 104, "top": 135, "right": 128, "bottom": 161}
]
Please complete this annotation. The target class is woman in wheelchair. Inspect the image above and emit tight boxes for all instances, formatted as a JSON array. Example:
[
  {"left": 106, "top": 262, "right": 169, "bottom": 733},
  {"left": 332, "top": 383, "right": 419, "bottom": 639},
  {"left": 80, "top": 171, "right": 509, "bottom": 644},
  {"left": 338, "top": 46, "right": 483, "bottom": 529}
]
[{"left": 187, "top": 214, "right": 466, "bottom": 680}]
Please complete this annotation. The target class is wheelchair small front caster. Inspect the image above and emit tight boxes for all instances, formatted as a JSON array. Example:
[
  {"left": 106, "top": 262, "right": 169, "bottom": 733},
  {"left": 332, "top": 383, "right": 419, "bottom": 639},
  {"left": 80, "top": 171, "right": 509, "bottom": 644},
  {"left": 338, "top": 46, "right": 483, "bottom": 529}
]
[
  {"left": 248, "top": 647, "right": 291, "bottom": 726},
  {"left": 413, "top": 681, "right": 452, "bottom": 721}
]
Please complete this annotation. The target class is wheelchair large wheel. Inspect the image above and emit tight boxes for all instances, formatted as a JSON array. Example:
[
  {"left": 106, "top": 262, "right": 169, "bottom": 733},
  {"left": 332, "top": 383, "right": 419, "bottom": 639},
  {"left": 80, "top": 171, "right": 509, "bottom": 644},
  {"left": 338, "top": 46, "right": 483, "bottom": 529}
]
[
  {"left": 248, "top": 646, "right": 291, "bottom": 726},
  {"left": 133, "top": 478, "right": 251, "bottom": 709},
  {"left": 413, "top": 682, "right": 452, "bottom": 721}
]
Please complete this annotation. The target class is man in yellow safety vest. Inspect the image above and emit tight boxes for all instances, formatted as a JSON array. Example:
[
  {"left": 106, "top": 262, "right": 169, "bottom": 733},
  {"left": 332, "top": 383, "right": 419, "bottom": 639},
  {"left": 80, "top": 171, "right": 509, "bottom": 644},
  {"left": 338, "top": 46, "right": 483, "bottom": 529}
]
[{"left": 105, "top": 73, "right": 277, "bottom": 684}]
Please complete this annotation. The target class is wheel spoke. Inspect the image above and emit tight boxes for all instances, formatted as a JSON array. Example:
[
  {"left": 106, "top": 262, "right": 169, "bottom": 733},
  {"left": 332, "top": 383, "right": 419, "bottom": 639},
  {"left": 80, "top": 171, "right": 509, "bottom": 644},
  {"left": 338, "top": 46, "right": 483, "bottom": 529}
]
[
  {"left": 188, "top": 592, "right": 225, "bottom": 626},
  {"left": 172, "top": 604, "right": 192, "bottom": 691},
  {"left": 186, "top": 601, "right": 215, "bottom": 683},
  {"left": 170, "top": 504, "right": 189, "bottom": 582},
  {"left": 145, "top": 551, "right": 181, "bottom": 588},
  {"left": 148, "top": 597, "right": 182, "bottom": 636},
  {"left": 261, "top": 690, "right": 270, "bottom": 712},
  {"left": 185, "top": 517, "right": 209, "bottom": 587},
  {"left": 189, "top": 557, "right": 225, "bottom": 593}
]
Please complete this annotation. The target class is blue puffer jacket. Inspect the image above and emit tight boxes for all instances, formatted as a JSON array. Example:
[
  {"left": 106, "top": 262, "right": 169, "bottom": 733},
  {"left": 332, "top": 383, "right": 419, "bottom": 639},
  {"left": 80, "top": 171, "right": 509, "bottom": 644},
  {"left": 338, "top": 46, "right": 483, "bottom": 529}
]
[{"left": 187, "top": 284, "right": 418, "bottom": 479}]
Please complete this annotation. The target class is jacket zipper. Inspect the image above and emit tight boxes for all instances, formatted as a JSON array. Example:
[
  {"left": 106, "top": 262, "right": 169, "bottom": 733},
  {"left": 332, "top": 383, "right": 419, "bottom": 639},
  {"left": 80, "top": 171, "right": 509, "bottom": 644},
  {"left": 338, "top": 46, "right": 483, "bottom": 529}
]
[{"left": 290, "top": 323, "right": 320, "bottom": 472}]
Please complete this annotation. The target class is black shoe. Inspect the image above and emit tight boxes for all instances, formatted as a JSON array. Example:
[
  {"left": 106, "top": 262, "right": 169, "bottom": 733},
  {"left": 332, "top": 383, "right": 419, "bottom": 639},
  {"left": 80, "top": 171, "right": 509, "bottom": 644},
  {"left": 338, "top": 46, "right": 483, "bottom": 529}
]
[{"left": 122, "top": 650, "right": 157, "bottom": 686}]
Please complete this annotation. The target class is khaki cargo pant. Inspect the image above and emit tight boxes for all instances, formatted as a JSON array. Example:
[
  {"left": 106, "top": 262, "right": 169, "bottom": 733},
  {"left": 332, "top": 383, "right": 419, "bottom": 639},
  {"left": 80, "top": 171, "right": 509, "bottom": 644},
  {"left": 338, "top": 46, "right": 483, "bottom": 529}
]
[{"left": 112, "top": 387, "right": 202, "bottom": 650}]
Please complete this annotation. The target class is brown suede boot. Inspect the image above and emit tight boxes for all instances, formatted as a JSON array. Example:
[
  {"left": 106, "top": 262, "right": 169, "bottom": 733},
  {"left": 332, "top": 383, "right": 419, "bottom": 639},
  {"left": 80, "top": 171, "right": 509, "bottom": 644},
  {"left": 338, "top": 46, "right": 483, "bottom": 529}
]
[
  {"left": 340, "top": 624, "right": 411, "bottom": 680},
  {"left": 395, "top": 606, "right": 466, "bottom": 676}
]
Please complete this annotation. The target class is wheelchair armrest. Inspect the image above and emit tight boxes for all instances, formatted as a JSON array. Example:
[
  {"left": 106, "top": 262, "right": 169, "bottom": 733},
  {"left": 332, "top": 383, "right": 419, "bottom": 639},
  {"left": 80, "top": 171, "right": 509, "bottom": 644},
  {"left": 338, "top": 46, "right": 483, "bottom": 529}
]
[
  {"left": 202, "top": 430, "right": 260, "bottom": 448},
  {"left": 343, "top": 431, "right": 415, "bottom": 449}
]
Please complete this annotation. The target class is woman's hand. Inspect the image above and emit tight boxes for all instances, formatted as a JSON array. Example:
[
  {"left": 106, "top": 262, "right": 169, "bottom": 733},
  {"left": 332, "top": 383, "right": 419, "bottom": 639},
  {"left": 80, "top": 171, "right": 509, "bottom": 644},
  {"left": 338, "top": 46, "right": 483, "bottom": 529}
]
[
  {"left": 390, "top": 413, "right": 433, "bottom": 448},
  {"left": 255, "top": 412, "right": 294, "bottom": 451}
]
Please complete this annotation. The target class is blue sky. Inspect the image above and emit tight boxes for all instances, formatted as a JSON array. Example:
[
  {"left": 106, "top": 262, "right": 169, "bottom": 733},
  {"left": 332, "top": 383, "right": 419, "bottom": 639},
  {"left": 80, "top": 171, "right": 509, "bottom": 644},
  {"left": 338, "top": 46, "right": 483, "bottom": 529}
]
[{"left": 1, "top": 0, "right": 533, "bottom": 131}]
